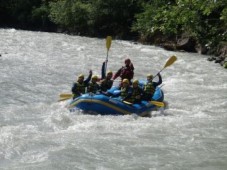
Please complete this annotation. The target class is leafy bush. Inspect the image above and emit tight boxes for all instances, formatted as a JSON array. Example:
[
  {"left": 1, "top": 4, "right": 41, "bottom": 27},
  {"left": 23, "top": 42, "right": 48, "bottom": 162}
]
[
  {"left": 132, "top": 0, "right": 227, "bottom": 49},
  {"left": 49, "top": 0, "right": 92, "bottom": 34}
]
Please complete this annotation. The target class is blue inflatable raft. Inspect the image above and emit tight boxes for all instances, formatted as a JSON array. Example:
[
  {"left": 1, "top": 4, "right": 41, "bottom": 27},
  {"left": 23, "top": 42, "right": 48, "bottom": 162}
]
[{"left": 67, "top": 86, "right": 164, "bottom": 116}]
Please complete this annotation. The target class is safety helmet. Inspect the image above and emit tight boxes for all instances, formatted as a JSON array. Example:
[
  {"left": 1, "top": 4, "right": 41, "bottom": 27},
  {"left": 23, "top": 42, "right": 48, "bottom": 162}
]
[
  {"left": 133, "top": 79, "right": 139, "bottom": 85},
  {"left": 92, "top": 75, "right": 98, "bottom": 80},
  {"left": 78, "top": 74, "right": 84, "bottom": 79},
  {"left": 107, "top": 71, "right": 113, "bottom": 75},
  {"left": 147, "top": 74, "right": 153, "bottom": 79},
  {"left": 122, "top": 79, "right": 129, "bottom": 84},
  {"left": 125, "top": 58, "right": 131, "bottom": 65}
]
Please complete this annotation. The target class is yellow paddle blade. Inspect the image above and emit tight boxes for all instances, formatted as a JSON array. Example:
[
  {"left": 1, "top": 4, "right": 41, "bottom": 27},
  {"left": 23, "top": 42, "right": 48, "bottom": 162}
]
[
  {"left": 164, "top": 55, "right": 177, "bottom": 68},
  {"left": 150, "top": 101, "right": 165, "bottom": 107},
  {"left": 58, "top": 93, "right": 74, "bottom": 102},
  {"left": 58, "top": 96, "right": 71, "bottom": 102},
  {"left": 59, "top": 93, "right": 73, "bottom": 98},
  {"left": 106, "top": 36, "right": 112, "bottom": 50}
]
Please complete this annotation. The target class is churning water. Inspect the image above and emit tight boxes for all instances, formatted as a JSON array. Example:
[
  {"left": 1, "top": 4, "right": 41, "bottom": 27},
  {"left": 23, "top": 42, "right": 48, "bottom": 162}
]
[{"left": 0, "top": 29, "right": 227, "bottom": 170}]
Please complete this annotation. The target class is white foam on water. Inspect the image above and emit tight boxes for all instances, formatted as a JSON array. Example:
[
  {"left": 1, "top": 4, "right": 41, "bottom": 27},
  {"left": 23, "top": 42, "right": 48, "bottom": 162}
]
[{"left": 0, "top": 29, "right": 227, "bottom": 170}]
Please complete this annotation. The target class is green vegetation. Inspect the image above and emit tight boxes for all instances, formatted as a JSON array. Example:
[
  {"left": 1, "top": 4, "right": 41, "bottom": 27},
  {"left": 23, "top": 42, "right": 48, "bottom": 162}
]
[
  {"left": 132, "top": 0, "right": 227, "bottom": 51},
  {"left": 0, "top": 0, "right": 226, "bottom": 54}
]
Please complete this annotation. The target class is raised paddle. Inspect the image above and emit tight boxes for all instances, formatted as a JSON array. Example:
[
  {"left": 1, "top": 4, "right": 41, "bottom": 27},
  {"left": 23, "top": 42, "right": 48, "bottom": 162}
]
[
  {"left": 153, "top": 55, "right": 177, "bottom": 78},
  {"left": 104, "top": 36, "right": 112, "bottom": 74}
]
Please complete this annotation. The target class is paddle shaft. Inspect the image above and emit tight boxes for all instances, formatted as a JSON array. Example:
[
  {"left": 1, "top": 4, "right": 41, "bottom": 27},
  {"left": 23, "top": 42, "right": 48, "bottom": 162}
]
[
  {"left": 153, "top": 67, "right": 165, "bottom": 79},
  {"left": 123, "top": 100, "right": 164, "bottom": 107},
  {"left": 153, "top": 55, "right": 177, "bottom": 79},
  {"left": 104, "top": 51, "right": 109, "bottom": 75},
  {"left": 105, "top": 36, "right": 112, "bottom": 74}
]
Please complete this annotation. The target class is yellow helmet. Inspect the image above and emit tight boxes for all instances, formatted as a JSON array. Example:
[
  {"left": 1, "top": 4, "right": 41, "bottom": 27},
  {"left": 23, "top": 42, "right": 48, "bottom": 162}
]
[
  {"left": 147, "top": 74, "right": 153, "bottom": 79},
  {"left": 122, "top": 79, "right": 129, "bottom": 84},
  {"left": 92, "top": 75, "right": 98, "bottom": 80},
  {"left": 107, "top": 71, "right": 113, "bottom": 75},
  {"left": 78, "top": 74, "right": 84, "bottom": 79},
  {"left": 133, "top": 79, "right": 139, "bottom": 85}
]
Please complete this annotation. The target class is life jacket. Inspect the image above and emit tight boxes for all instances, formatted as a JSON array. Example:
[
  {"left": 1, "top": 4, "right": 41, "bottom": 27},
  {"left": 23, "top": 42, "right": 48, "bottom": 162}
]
[
  {"left": 120, "top": 86, "right": 130, "bottom": 98},
  {"left": 123, "top": 87, "right": 142, "bottom": 103},
  {"left": 88, "top": 82, "right": 99, "bottom": 93},
  {"left": 120, "top": 66, "right": 134, "bottom": 80},
  {"left": 72, "top": 82, "right": 87, "bottom": 98},
  {"left": 76, "top": 82, "right": 86, "bottom": 93},
  {"left": 132, "top": 87, "right": 142, "bottom": 99},
  {"left": 100, "top": 79, "right": 113, "bottom": 92},
  {"left": 144, "top": 82, "right": 155, "bottom": 95}
]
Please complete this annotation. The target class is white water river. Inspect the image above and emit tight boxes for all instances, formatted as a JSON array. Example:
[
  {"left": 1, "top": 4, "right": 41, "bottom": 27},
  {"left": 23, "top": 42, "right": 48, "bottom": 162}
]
[{"left": 0, "top": 29, "right": 227, "bottom": 170}]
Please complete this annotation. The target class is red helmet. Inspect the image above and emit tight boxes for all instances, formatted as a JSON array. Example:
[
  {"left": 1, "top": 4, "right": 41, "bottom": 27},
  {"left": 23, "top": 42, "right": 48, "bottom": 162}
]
[{"left": 125, "top": 58, "right": 131, "bottom": 65}]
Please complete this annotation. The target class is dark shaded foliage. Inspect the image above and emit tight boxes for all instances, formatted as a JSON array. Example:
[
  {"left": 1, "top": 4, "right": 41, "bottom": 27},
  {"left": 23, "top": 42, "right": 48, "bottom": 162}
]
[{"left": 0, "top": 0, "right": 226, "bottom": 53}]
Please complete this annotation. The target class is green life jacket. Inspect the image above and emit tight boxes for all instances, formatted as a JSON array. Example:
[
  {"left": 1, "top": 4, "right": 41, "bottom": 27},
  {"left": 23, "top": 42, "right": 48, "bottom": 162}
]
[
  {"left": 88, "top": 82, "right": 99, "bottom": 93},
  {"left": 72, "top": 82, "right": 87, "bottom": 98},
  {"left": 120, "top": 87, "right": 129, "bottom": 98},
  {"left": 101, "top": 79, "right": 113, "bottom": 91},
  {"left": 131, "top": 88, "right": 141, "bottom": 99},
  {"left": 144, "top": 81, "right": 155, "bottom": 95},
  {"left": 126, "top": 87, "right": 141, "bottom": 103},
  {"left": 76, "top": 82, "right": 86, "bottom": 94}
]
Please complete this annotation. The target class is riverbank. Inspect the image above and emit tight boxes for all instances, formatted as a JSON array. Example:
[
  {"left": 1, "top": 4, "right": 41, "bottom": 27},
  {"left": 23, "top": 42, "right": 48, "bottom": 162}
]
[
  {"left": 137, "top": 35, "right": 227, "bottom": 69},
  {"left": 1, "top": 26, "right": 226, "bottom": 69}
]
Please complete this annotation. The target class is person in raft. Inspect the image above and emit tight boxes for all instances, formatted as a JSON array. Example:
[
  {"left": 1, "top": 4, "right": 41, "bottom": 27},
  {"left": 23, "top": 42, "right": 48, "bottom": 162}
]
[
  {"left": 142, "top": 73, "right": 162, "bottom": 101},
  {"left": 87, "top": 75, "right": 100, "bottom": 94},
  {"left": 119, "top": 79, "right": 133, "bottom": 102},
  {"left": 113, "top": 58, "right": 134, "bottom": 85},
  {"left": 100, "top": 61, "right": 113, "bottom": 92},
  {"left": 71, "top": 70, "right": 92, "bottom": 99},
  {"left": 124, "top": 79, "right": 144, "bottom": 104}
]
